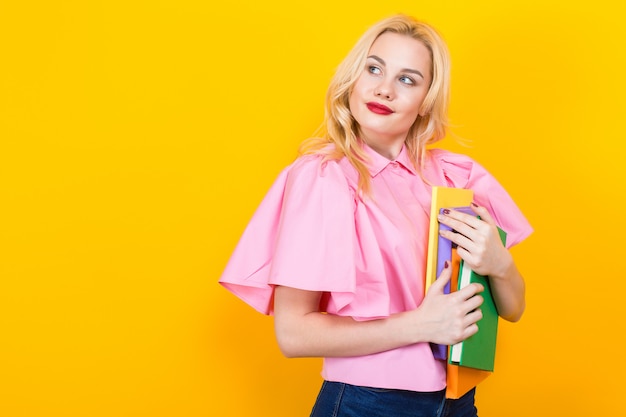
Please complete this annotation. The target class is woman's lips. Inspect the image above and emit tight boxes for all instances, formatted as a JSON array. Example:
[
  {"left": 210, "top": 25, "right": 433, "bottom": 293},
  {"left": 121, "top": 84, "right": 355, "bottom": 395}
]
[{"left": 366, "top": 102, "right": 394, "bottom": 115}]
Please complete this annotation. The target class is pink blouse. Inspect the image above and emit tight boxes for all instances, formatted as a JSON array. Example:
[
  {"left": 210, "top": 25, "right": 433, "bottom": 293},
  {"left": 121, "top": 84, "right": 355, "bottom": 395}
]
[{"left": 219, "top": 143, "right": 532, "bottom": 392}]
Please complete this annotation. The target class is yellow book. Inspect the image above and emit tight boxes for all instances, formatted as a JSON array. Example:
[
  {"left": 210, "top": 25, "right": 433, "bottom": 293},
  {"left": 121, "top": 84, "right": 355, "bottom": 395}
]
[{"left": 424, "top": 186, "right": 473, "bottom": 292}]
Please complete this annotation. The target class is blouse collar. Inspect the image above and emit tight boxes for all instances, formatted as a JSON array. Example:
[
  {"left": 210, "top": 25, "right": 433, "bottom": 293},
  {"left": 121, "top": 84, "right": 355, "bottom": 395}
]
[{"left": 361, "top": 141, "right": 417, "bottom": 177}]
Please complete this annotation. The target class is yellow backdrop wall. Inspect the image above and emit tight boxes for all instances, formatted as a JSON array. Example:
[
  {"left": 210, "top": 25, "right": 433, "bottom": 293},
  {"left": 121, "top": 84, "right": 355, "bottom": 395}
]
[{"left": 2, "top": 1, "right": 624, "bottom": 416}]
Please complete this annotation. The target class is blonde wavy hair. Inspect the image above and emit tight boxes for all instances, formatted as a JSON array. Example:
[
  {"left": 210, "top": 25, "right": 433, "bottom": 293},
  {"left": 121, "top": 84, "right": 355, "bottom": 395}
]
[{"left": 299, "top": 14, "right": 451, "bottom": 194}]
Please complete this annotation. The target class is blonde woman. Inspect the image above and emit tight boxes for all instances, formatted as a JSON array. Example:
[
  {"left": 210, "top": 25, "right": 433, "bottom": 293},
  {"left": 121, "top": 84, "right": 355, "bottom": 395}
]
[{"left": 220, "top": 14, "right": 532, "bottom": 416}]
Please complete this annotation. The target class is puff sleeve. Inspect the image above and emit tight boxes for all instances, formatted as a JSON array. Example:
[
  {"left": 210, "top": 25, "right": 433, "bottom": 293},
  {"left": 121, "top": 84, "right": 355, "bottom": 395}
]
[
  {"left": 218, "top": 155, "right": 357, "bottom": 315},
  {"left": 427, "top": 149, "right": 533, "bottom": 248}
]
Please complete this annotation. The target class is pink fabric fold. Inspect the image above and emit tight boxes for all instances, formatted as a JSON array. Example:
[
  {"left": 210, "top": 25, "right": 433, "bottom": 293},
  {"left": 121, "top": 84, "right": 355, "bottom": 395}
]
[
  {"left": 219, "top": 155, "right": 357, "bottom": 315},
  {"left": 425, "top": 149, "right": 533, "bottom": 248}
]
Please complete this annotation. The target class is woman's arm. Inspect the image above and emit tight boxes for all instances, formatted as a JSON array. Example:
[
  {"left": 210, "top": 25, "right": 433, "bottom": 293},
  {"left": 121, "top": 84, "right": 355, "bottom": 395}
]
[
  {"left": 273, "top": 264, "right": 485, "bottom": 358},
  {"left": 437, "top": 203, "right": 526, "bottom": 322},
  {"left": 484, "top": 253, "right": 525, "bottom": 322}
]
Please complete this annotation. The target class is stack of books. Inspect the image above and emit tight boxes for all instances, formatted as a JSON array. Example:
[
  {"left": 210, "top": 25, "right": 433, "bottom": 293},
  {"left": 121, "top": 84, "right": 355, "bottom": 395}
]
[{"left": 425, "top": 186, "right": 506, "bottom": 399}]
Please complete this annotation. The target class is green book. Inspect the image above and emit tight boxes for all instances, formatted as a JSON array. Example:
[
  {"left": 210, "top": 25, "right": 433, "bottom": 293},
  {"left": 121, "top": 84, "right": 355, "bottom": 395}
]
[{"left": 448, "top": 227, "right": 507, "bottom": 372}]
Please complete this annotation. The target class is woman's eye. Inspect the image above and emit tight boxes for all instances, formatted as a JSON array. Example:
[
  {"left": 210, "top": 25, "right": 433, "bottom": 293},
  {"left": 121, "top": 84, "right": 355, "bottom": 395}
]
[
  {"left": 399, "top": 76, "right": 415, "bottom": 85},
  {"left": 368, "top": 66, "right": 382, "bottom": 75}
]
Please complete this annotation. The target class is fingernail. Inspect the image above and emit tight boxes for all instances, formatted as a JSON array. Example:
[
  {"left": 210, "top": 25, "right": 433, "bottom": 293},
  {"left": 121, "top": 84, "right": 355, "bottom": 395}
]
[
  {"left": 444, "top": 260, "right": 449, "bottom": 269},
  {"left": 471, "top": 202, "right": 478, "bottom": 207},
  {"left": 442, "top": 208, "right": 450, "bottom": 215}
]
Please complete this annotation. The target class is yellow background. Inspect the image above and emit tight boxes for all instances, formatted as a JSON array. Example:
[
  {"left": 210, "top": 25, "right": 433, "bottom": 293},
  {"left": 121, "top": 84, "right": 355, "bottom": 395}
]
[{"left": 1, "top": 1, "right": 624, "bottom": 416}]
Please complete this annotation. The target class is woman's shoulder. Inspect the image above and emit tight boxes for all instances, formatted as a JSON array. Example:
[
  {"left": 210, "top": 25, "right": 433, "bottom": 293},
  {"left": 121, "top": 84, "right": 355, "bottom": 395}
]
[
  {"left": 286, "top": 149, "right": 358, "bottom": 190},
  {"left": 425, "top": 148, "right": 484, "bottom": 188},
  {"left": 427, "top": 148, "right": 478, "bottom": 166},
  {"left": 427, "top": 148, "right": 533, "bottom": 246}
]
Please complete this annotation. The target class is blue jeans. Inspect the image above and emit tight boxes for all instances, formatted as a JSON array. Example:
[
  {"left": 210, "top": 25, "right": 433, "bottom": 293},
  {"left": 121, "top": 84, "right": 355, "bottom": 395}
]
[{"left": 310, "top": 381, "right": 478, "bottom": 417}]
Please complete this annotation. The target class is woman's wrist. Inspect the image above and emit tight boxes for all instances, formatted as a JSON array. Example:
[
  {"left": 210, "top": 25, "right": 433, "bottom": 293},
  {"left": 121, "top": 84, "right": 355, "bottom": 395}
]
[{"left": 489, "top": 249, "right": 515, "bottom": 282}]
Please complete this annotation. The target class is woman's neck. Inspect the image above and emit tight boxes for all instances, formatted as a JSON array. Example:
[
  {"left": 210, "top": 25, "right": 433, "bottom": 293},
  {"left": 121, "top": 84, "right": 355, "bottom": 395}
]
[{"left": 361, "top": 136, "right": 404, "bottom": 160}]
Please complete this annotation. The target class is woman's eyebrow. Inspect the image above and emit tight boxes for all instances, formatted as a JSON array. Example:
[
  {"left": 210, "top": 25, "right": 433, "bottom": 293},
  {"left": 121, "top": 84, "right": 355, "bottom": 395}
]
[{"left": 367, "top": 54, "right": 425, "bottom": 80}]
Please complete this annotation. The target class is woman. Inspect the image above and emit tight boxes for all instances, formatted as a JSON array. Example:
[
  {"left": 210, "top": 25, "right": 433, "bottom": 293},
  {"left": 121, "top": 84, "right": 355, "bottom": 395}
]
[{"left": 219, "top": 14, "right": 532, "bottom": 416}]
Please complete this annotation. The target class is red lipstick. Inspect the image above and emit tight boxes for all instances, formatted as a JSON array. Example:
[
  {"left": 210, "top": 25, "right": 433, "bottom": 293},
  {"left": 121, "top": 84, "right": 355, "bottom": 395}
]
[{"left": 366, "top": 102, "right": 394, "bottom": 115}]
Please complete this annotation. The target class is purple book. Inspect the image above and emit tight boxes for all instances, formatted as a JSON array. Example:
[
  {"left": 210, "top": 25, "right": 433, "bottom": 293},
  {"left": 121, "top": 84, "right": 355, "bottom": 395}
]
[{"left": 436, "top": 206, "right": 475, "bottom": 294}]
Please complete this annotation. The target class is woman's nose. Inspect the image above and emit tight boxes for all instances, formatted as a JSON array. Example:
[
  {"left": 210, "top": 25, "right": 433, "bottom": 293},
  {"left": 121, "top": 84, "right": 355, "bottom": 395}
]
[{"left": 374, "top": 79, "right": 393, "bottom": 99}]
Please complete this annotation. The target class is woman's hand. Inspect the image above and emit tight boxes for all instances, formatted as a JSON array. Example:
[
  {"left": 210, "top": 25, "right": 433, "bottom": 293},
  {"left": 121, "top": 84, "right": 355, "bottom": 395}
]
[
  {"left": 437, "top": 203, "right": 526, "bottom": 322},
  {"left": 437, "top": 204, "right": 511, "bottom": 278},
  {"left": 406, "top": 261, "right": 485, "bottom": 346}
]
